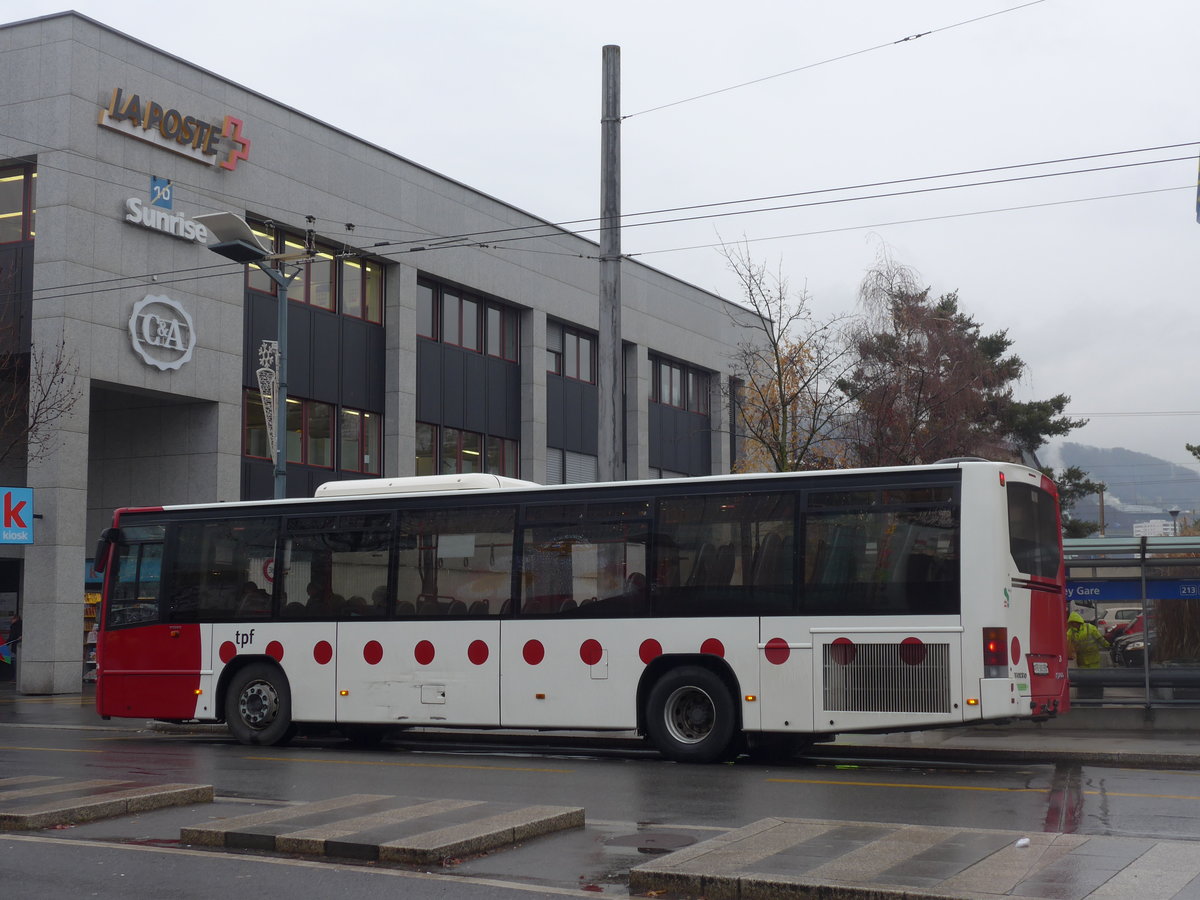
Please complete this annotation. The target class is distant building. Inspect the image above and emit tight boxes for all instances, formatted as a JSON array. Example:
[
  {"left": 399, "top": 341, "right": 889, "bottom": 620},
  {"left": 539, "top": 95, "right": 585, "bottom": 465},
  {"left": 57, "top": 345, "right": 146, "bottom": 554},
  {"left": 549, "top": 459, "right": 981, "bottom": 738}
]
[{"left": 1133, "top": 520, "right": 1175, "bottom": 538}]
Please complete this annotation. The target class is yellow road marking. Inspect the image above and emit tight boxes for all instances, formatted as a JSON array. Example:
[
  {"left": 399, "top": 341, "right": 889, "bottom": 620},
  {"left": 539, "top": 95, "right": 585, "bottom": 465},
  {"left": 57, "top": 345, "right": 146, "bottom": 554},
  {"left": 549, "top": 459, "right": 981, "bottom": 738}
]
[
  {"left": 0, "top": 745, "right": 103, "bottom": 753},
  {"left": 246, "top": 755, "right": 573, "bottom": 774}
]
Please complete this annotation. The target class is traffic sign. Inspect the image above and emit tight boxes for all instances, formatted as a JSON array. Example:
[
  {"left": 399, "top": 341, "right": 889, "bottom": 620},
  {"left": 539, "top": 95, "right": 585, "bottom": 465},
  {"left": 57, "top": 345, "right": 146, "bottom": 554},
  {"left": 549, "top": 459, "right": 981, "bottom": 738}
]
[{"left": 1068, "top": 579, "right": 1200, "bottom": 603}]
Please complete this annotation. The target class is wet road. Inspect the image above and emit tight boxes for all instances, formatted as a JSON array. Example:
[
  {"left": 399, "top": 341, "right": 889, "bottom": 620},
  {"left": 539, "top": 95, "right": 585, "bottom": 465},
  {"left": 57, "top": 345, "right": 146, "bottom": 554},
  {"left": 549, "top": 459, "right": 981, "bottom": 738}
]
[{"left": 3, "top": 695, "right": 1200, "bottom": 897}]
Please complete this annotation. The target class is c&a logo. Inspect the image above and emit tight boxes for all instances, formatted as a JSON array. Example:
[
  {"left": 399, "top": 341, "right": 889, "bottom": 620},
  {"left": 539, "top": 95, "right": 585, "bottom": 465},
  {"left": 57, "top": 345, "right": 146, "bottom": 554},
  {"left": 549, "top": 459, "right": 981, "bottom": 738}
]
[{"left": 128, "top": 295, "right": 196, "bottom": 371}]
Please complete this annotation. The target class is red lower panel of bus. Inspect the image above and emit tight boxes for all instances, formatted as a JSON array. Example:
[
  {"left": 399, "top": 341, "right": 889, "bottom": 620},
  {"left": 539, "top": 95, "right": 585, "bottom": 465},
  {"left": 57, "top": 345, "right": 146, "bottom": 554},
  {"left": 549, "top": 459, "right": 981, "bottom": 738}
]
[
  {"left": 1027, "top": 587, "right": 1070, "bottom": 716},
  {"left": 96, "top": 625, "right": 203, "bottom": 720}
]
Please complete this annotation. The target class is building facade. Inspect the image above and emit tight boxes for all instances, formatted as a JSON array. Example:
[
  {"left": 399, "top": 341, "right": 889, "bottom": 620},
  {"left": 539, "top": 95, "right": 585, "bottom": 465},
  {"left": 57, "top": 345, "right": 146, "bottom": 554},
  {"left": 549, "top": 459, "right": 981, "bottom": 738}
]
[{"left": 0, "top": 12, "right": 756, "bottom": 692}]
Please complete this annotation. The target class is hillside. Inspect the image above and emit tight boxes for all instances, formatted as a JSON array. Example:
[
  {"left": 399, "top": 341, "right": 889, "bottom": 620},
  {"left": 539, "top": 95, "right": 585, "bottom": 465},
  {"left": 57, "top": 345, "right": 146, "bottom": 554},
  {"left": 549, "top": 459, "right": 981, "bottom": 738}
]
[{"left": 1055, "top": 443, "right": 1200, "bottom": 536}]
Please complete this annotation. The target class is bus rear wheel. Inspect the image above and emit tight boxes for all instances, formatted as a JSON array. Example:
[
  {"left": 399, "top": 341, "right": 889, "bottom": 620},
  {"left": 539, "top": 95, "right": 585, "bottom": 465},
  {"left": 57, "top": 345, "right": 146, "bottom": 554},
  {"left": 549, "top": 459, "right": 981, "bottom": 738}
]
[
  {"left": 646, "top": 665, "right": 737, "bottom": 763},
  {"left": 225, "top": 662, "right": 297, "bottom": 746}
]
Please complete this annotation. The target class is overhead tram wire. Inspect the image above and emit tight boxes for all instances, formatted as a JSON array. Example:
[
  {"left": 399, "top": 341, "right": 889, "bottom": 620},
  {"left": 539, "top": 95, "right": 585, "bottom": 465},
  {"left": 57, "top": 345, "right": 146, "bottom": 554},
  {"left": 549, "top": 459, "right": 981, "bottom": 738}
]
[
  {"left": 12, "top": 143, "right": 1198, "bottom": 301},
  {"left": 622, "top": 0, "right": 1048, "bottom": 119},
  {"left": 18, "top": 179, "right": 1195, "bottom": 305},
  {"left": 373, "top": 155, "right": 1198, "bottom": 257},
  {"left": 349, "top": 143, "right": 1200, "bottom": 256},
  {"left": 5, "top": 121, "right": 1194, "bottom": 265},
  {"left": 626, "top": 184, "right": 1193, "bottom": 259}
]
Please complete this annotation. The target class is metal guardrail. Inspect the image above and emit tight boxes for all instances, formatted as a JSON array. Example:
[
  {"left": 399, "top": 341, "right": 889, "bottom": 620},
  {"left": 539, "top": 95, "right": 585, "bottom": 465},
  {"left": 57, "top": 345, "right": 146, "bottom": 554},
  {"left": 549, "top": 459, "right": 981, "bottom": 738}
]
[{"left": 1062, "top": 536, "right": 1200, "bottom": 708}]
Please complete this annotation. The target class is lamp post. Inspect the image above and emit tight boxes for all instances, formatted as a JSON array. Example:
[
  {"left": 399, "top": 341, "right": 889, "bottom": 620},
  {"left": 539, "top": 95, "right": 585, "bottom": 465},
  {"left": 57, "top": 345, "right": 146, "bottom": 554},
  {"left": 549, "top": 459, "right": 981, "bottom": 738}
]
[
  {"left": 1169, "top": 507, "right": 1181, "bottom": 537},
  {"left": 195, "top": 213, "right": 304, "bottom": 499}
]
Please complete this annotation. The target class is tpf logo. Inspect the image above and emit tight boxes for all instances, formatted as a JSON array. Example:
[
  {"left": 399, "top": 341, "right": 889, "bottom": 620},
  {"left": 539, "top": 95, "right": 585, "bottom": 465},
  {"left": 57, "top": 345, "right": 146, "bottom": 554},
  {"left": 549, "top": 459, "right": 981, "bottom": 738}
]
[{"left": 129, "top": 295, "right": 196, "bottom": 371}]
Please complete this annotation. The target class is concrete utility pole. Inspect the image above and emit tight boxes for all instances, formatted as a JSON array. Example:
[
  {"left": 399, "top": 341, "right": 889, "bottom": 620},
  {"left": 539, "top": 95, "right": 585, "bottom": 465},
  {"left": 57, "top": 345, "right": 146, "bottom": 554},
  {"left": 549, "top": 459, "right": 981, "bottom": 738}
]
[{"left": 597, "top": 44, "right": 623, "bottom": 481}]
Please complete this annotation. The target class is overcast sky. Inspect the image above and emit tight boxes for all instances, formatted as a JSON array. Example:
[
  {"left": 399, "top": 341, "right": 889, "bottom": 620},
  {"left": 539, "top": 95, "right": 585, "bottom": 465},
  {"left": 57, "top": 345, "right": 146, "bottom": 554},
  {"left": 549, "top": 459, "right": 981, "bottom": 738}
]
[{"left": 16, "top": 1, "right": 1200, "bottom": 475}]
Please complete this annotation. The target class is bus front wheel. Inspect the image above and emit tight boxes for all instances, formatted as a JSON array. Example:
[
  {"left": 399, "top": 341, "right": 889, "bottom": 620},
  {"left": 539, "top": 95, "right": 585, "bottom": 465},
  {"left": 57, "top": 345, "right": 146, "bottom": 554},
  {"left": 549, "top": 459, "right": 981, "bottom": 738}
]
[
  {"left": 646, "top": 666, "right": 737, "bottom": 763},
  {"left": 225, "top": 662, "right": 297, "bottom": 746}
]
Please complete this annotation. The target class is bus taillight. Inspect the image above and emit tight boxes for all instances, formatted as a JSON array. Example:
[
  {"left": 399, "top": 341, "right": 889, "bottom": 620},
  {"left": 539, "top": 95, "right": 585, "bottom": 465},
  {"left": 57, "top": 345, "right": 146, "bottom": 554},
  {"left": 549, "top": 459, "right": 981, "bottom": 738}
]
[{"left": 983, "top": 627, "right": 1008, "bottom": 677}]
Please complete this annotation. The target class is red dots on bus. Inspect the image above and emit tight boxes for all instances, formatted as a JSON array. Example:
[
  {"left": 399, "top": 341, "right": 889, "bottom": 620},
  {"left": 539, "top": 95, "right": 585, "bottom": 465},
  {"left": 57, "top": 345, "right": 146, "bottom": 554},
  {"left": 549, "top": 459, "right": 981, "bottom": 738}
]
[
  {"left": 363, "top": 640, "right": 384, "bottom": 665},
  {"left": 764, "top": 637, "right": 791, "bottom": 665},
  {"left": 523, "top": 639, "right": 545, "bottom": 665},
  {"left": 265, "top": 640, "right": 284, "bottom": 662},
  {"left": 1011, "top": 636, "right": 1021, "bottom": 667},
  {"left": 701, "top": 638, "right": 725, "bottom": 657},
  {"left": 468, "top": 640, "right": 489, "bottom": 666},
  {"left": 639, "top": 638, "right": 662, "bottom": 664},
  {"left": 219, "top": 641, "right": 236, "bottom": 664},
  {"left": 829, "top": 637, "right": 855, "bottom": 666},
  {"left": 899, "top": 637, "right": 926, "bottom": 666},
  {"left": 580, "top": 639, "right": 603, "bottom": 666},
  {"left": 414, "top": 640, "right": 435, "bottom": 665},
  {"left": 313, "top": 641, "right": 333, "bottom": 665}
]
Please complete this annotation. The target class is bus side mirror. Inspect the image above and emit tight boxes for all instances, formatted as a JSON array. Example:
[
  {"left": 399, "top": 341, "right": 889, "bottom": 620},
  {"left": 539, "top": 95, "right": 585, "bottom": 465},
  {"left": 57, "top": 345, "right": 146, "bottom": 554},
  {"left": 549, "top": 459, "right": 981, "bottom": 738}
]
[{"left": 92, "top": 528, "right": 119, "bottom": 574}]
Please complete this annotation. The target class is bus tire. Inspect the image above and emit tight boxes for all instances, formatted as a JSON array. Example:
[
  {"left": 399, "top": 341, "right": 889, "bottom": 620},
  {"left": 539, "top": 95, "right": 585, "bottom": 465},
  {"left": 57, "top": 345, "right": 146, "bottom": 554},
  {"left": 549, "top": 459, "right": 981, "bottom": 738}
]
[
  {"left": 225, "top": 662, "right": 297, "bottom": 746},
  {"left": 645, "top": 665, "right": 737, "bottom": 763}
]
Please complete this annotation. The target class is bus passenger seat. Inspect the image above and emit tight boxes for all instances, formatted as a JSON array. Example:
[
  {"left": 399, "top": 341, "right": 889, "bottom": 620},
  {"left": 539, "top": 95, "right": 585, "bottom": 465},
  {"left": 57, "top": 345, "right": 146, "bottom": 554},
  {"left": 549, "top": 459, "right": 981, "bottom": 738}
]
[{"left": 468, "top": 600, "right": 489, "bottom": 616}]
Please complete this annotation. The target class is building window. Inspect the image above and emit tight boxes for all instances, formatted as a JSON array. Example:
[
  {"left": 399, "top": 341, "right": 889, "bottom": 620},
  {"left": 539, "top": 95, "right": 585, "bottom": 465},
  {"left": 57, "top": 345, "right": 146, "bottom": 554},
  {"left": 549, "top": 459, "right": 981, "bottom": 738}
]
[
  {"left": 417, "top": 279, "right": 519, "bottom": 361},
  {"left": 286, "top": 397, "right": 333, "bottom": 467},
  {"left": 0, "top": 165, "right": 35, "bottom": 244},
  {"left": 285, "top": 239, "right": 336, "bottom": 310},
  {"left": 417, "top": 283, "right": 436, "bottom": 338},
  {"left": 486, "top": 303, "right": 519, "bottom": 361},
  {"left": 246, "top": 390, "right": 363, "bottom": 470},
  {"left": 340, "top": 408, "right": 381, "bottom": 474},
  {"left": 416, "top": 422, "right": 436, "bottom": 475},
  {"left": 546, "top": 449, "right": 598, "bottom": 485},
  {"left": 547, "top": 321, "right": 595, "bottom": 383},
  {"left": 245, "top": 220, "right": 384, "bottom": 322},
  {"left": 651, "top": 357, "right": 710, "bottom": 414},
  {"left": 340, "top": 259, "right": 383, "bottom": 324},
  {"left": 244, "top": 392, "right": 270, "bottom": 459},
  {"left": 416, "top": 422, "right": 518, "bottom": 478}
]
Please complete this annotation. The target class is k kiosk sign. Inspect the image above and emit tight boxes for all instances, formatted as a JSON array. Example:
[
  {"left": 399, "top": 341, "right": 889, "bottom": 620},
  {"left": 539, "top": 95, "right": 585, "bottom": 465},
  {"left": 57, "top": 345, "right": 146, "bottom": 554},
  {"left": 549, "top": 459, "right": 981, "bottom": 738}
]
[{"left": 0, "top": 488, "right": 33, "bottom": 544}]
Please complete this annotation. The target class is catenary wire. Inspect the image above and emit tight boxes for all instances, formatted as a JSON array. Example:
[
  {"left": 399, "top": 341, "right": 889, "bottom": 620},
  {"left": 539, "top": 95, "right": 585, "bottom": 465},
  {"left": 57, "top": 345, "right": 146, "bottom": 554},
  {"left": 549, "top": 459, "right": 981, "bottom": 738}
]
[{"left": 623, "top": 0, "right": 1048, "bottom": 119}]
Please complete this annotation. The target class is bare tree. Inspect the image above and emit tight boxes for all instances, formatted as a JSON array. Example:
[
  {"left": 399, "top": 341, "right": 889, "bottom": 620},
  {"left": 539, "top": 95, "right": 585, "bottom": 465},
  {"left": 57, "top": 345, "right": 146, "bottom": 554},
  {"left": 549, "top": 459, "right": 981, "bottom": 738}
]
[
  {"left": 2, "top": 331, "right": 82, "bottom": 466},
  {"left": 721, "top": 242, "right": 859, "bottom": 472},
  {"left": 0, "top": 262, "right": 81, "bottom": 465}
]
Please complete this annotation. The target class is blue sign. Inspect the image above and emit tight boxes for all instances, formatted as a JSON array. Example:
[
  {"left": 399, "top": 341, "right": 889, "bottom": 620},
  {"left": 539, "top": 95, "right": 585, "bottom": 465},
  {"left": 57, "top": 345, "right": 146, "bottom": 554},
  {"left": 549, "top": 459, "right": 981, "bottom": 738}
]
[
  {"left": 1068, "top": 580, "right": 1200, "bottom": 603},
  {"left": 0, "top": 488, "right": 33, "bottom": 544},
  {"left": 150, "top": 175, "right": 172, "bottom": 210}
]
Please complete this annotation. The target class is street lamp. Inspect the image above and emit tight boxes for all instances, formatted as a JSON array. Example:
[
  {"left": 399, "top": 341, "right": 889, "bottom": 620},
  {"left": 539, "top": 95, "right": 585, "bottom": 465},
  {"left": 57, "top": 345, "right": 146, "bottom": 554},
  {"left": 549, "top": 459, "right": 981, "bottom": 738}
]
[
  {"left": 1169, "top": 507, "right": 1181, "bottom": 537},
  {"left": 195, "top": 212, "right": 305, "bottom": 500}
]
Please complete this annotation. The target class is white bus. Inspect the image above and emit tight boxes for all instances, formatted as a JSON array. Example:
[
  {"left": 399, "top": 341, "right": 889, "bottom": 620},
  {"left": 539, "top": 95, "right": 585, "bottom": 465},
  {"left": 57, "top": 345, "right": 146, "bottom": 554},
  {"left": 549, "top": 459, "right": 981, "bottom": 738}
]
[{"left": 93, "top": 460, "right": 1069, "bottom": 763}]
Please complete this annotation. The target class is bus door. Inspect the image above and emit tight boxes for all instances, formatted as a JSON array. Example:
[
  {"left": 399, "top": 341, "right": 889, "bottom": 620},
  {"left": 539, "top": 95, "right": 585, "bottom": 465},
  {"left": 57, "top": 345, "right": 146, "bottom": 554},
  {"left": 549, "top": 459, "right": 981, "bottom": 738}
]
[
  {"left": 501, "top": 503, "right": 651, "bottom": 729},
  {"left": 337, "top": 507, "right": 511, "bottom": 728},
  {"left": 96, "top": 526, "right": 209, "bottom": 721}
]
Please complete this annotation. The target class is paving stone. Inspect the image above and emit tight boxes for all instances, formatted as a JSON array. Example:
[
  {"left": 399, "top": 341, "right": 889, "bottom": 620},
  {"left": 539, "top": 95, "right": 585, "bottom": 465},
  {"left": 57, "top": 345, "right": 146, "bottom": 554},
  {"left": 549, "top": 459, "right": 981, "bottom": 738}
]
[{"left": 182, "top": 793, "right": 583, "bottom": 864}]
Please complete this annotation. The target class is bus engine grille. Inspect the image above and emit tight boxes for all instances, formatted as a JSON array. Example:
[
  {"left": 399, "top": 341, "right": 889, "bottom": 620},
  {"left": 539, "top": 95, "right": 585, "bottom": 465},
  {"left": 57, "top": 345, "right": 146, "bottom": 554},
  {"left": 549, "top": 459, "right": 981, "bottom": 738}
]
[{"left": 822, "top": 642, "right": 951, "bottom": 714}]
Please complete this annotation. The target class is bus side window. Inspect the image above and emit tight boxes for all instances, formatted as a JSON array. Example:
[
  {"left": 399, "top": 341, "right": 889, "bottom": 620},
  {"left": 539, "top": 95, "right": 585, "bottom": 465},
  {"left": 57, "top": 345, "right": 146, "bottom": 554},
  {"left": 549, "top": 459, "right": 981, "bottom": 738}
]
[
  {"left": 396, "top": 507, "right": 516, "bottom": 619},
  {"left": 108, "top": 535, "right": 164, "bottom": 627}
]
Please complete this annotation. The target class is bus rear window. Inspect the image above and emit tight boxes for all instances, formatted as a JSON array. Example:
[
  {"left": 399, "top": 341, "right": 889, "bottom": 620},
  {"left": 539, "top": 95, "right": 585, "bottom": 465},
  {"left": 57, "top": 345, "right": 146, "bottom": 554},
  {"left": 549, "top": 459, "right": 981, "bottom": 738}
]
[{"left": 1007, "top": 483, "right": 1061, "bottom": 578}]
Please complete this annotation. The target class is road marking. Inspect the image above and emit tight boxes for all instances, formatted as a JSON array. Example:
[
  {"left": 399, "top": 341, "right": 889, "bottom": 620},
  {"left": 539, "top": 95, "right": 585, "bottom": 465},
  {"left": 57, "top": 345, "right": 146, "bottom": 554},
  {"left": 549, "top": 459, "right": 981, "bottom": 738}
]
[
  {"left": 768, "top": 777, "right": 1200, "bottom": 802},
  {"left": 0, "top": 833, "right": 605, "bottom": 897},
  {"left": 245, "top": 755, "right": 574, "bottom": 774},
  {"left": 0, "top": 745, "right": 104, "bottom": 754}
]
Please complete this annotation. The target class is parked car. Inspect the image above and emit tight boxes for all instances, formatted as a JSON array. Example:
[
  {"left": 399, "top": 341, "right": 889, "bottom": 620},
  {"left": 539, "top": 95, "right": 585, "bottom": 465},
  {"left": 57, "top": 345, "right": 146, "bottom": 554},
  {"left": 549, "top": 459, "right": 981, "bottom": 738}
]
[
  {"left": 1097, "top": 604, "right": 1142, "bottom": 640},
  {"left": 1111, "top": 618, "right": 1151, "bottom": 667},
  {"left": 1103, "top": 606, "right": 1144, "bottom": 641}
]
